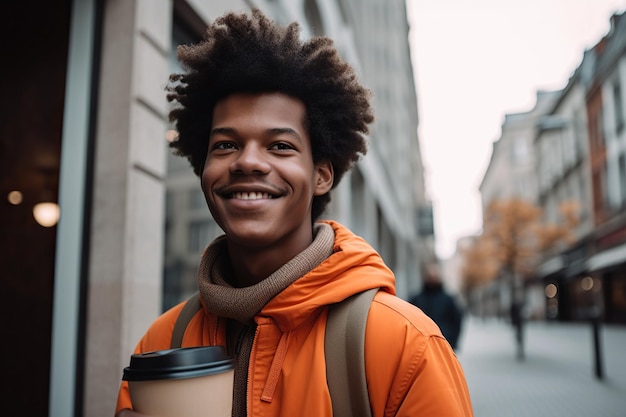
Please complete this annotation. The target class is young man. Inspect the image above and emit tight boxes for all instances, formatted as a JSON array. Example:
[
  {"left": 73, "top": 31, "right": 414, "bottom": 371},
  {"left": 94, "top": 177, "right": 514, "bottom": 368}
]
[{"left": 116, "top": 9, "right": 473, "bottom": 417}]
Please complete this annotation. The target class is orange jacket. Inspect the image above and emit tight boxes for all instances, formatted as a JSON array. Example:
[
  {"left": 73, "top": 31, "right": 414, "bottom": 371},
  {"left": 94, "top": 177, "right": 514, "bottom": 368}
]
[{"left": 116, "top": 221, "right": 473, "bottom": 416}]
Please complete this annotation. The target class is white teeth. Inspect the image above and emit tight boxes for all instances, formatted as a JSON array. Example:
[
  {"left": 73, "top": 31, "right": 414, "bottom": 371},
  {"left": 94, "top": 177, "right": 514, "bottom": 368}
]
[{"left": 233, "top": 192, "right": 271, "bottom": 200}]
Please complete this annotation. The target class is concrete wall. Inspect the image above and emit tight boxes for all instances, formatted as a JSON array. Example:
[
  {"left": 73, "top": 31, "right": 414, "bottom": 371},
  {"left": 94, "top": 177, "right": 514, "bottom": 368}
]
[{"left": 84, "top": 1, "right": 170, "bottom": 415}]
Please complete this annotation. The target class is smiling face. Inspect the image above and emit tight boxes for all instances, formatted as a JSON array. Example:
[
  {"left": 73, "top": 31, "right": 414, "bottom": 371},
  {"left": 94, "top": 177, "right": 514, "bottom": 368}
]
[{"left": 202, "top": 92, "right": 333, "bottom": 257}]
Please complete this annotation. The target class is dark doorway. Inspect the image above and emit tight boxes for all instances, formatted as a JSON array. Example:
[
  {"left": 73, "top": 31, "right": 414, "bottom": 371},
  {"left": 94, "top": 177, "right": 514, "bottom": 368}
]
[{"left": 0, "top": 1, "right": 72, "bottom": 416}]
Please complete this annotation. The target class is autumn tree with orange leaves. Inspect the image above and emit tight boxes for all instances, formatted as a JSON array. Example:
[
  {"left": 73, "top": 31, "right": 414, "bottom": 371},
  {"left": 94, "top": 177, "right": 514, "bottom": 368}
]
[
  {"left": 461, "top": 197, "right": 579, "bottom": 360},
  {"left": 461, "top": 198, "right": 579, "bottom": 292}
]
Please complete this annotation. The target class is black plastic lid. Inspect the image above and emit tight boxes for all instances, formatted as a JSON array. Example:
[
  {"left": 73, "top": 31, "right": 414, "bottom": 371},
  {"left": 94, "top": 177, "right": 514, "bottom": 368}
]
[{"left": 122, "top": 346, "right": 233, "bottom": 381}]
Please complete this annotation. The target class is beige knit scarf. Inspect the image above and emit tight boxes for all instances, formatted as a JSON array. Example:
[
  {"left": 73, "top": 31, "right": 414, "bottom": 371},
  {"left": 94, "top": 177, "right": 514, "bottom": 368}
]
[{"left": 198, "top": 223, "right": 335, "bottom": 417}]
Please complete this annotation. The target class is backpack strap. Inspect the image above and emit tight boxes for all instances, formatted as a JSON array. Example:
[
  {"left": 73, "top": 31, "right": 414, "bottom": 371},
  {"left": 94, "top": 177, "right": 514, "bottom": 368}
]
[
  {"left": 171, "top": 292, "right": 202, "bottom": 349},
  {"left": 169, "top": 288, "right": 378, "bottom": 417},
  {"left": 325, "top": 288, "right": 377, "bottom": 417}
]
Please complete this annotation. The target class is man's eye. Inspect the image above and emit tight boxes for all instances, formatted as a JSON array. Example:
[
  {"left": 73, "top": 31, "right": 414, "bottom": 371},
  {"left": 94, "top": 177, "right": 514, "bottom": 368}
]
[
  {"left": 213, "top": 142, "right": 236, "bottom": 150},
  {"left": 271, "top": 142, "right": 294, "bottom": 151}
]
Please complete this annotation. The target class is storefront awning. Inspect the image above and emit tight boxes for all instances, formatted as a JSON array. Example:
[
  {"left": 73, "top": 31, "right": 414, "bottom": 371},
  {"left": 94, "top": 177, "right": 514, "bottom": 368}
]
[
  {"left": 588, "top": 242, "right": 626, "bottom": 271},
  {"left": 538, "top": 255, "right": 564, "bottom": 278}
]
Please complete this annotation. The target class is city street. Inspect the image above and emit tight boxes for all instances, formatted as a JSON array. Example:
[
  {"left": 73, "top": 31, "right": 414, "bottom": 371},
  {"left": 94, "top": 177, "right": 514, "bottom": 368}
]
[{"left": 457, "top": 317, "right": 626, "bottom": 417}]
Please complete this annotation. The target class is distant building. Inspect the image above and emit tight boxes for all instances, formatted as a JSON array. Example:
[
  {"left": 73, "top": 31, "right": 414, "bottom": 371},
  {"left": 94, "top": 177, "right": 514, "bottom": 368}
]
[
  {"left": 327, "top": 0, "right": 433, "bottom": 300},
  {"left": 476, "top": 11, "right": 626, "bottom": 325},
  {"left": 584, "top": 14, "right": 626, "bottom": 326},
  {"left": 534, "top": 47, "right": 596, "bottom": 321},
  {"left": 478, "top": 90, "right": 560, "bottom": 319},
  {"left": 480, "top": 90, "right": 560, "bottom": 207},
  {"left": 536, "top": 12, "right": 626, "bottom": 324}
]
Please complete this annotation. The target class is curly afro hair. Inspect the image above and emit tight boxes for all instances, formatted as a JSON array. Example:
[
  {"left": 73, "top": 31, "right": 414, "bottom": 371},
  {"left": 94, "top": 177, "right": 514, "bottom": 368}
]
[{"left": 166, "top": 9, "right": 374, "bottom": 220}]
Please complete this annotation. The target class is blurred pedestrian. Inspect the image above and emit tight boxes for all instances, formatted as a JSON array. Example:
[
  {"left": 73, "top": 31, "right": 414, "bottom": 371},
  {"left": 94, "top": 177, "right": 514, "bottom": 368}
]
[{"left": 410, "top": 263, "right": 464, "bottom": 351}]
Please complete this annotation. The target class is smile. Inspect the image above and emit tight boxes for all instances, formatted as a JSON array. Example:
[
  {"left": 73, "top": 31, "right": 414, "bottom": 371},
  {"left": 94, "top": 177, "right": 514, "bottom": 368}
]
[{"left": 230, "top": 192, "right": 275, "bottom": 200}]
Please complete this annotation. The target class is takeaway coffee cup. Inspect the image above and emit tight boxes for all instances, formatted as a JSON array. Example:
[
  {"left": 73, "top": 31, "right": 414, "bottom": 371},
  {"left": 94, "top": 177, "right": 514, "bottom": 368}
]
[{"left": 123, "top": 346, "right": 234, "bottom": 417}]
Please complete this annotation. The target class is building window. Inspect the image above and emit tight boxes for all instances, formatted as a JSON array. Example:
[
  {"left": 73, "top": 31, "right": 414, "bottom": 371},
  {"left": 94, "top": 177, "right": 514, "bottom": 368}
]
[
  {"left": 603, "top": 163, "right": 611, "bottom": 211},
  {"left": 337, "top": 0, "right": 349, "bottom": 23},
  {"left": 511, "top": 138, "right": 529, "bottom": 165},
  {"left": 562, "top": 128, "right": 575, "bottom": 169},
  {"left": 417, "top": 205, "right": 434, "bottom": 237},
  {"left": 619, "top": 153, "right": 626, "bottom": 206},
  {"left": 189, "top": 189, "right": 206, "bottom": 210},
  {"left": 572, "top": 109, "right": 584, "bottom": 161},
  {"left": 515, "top": 176, "right": 529, "bottom": 199},
  {"left": 596, "top": 109, "right": 605, "bottom": 147},
  {"left": 590, "top": 110, "right": 605, "bottom": 151},
  {"left": 613, "top": 80, "right": 624, "bottom": 134},
  {"left": 189, "top": 219, "right": 214, "bottom": 253},
  {"left": 305, "top": 0, "right": 324, "bottom": 36},
  {"left": 351, "top": 168, "right": 365, "bottom": 227}
]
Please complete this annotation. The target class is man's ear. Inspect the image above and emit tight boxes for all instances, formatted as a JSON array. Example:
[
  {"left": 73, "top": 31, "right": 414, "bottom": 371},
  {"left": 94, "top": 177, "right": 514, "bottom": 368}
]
[{"left": 314, "top": 161, "right": 334, "bottom": 196}]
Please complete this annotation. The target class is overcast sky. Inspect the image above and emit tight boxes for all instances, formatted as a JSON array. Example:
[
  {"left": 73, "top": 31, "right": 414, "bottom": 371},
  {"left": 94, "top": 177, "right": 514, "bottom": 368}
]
[{"left": 406, "top": 0, "right": 626, "bottom": 259}]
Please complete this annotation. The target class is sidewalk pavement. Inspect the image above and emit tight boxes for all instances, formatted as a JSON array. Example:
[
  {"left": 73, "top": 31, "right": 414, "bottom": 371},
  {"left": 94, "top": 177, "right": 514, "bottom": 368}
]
[{"left": 456, "top": 316, "right": 626, "bottom": 417}]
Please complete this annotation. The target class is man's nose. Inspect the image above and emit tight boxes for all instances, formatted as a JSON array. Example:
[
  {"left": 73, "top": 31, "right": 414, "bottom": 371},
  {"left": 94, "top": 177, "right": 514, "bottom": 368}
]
[{"left": 230, "top": 143, "right": 271, "bottom": 174}]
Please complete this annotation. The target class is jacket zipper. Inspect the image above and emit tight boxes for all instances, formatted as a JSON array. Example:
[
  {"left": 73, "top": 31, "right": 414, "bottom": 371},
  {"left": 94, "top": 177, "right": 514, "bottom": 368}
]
[{"left": 246, "top": 325, "right": 260, "bottom": 417}]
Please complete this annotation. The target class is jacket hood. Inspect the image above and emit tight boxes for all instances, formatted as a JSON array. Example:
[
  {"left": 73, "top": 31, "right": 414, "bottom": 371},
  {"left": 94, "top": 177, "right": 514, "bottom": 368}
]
[{"left": 260, "top": 220, "right": 396, "bottom": 331}]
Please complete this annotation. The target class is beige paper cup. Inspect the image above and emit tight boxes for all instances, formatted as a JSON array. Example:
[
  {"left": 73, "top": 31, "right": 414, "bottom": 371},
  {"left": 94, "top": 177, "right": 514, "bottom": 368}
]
[{"left": 123, "top": 346, "right": 233, "bottom": 417}]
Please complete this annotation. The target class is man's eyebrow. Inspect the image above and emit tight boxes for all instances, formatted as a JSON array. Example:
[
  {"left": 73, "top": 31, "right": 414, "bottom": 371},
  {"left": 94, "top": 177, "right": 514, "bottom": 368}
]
[
  {"left": 267, "top": 127, "right": 303, "bottom": 143},
  {"left": 209, "top": 126, "right": 303, "bottom": 143},
  {"left": 210, "top": 127, "right": 236, "bottom": 137}
]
